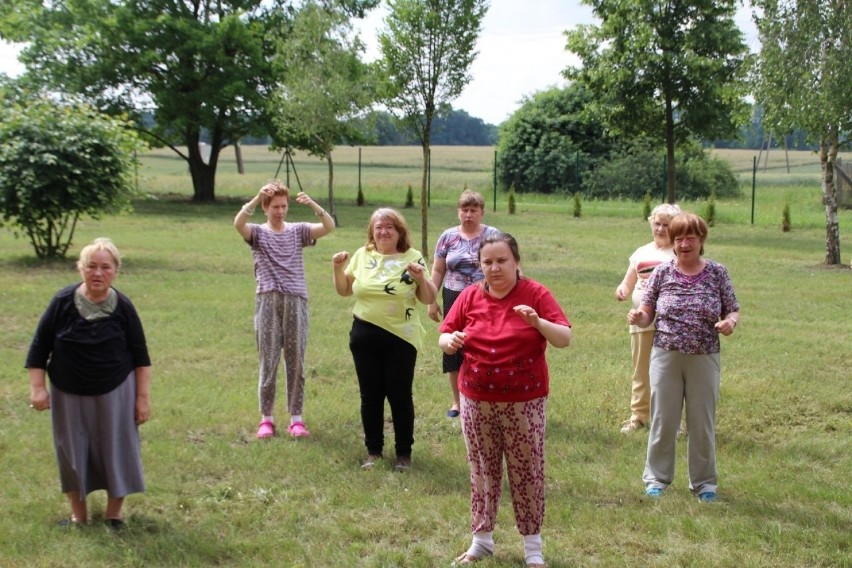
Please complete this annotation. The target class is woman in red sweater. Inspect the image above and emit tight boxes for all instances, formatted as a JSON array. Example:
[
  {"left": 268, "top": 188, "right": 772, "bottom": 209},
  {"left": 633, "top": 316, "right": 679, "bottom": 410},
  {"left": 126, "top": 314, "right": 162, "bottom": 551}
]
[{"left": 439, "top": 233, "right": 572, "bottom": 568}]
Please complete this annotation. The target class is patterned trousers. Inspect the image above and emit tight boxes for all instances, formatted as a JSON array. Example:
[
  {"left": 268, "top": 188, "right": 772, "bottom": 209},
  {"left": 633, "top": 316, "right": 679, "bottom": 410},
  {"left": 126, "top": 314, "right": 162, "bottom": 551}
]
[
  {"left": 254, "top": 292, "right": 308, "bottom": 417},
  {"left": 460, "top": 395, "right": 547, "bottom": 536}
]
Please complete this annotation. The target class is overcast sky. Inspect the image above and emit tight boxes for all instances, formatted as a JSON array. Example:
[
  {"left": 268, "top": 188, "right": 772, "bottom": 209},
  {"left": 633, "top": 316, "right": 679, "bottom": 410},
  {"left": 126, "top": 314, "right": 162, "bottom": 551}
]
[{"left": 0, "top": 1, "right": 758, "bottom": 126}]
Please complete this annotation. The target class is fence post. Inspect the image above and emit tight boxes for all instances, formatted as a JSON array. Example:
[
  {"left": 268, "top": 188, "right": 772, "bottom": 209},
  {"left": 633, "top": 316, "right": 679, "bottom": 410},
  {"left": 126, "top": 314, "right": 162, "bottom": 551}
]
[
  {"left": 751, "top": 156, "right": 756, "bottom": 225},
  {"left": 493, "top": 149, "right": 497, "bottom": 212}
]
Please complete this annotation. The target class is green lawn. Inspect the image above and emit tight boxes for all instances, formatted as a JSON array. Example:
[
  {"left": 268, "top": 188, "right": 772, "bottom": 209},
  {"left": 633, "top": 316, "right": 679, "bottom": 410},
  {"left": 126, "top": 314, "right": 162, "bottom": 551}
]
[{"left": 0, "top": 147, "right": 849, "bottom": 567}]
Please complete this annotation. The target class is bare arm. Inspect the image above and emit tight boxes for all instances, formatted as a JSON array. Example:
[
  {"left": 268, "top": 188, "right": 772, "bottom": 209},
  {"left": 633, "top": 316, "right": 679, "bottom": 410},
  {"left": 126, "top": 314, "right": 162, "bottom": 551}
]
[
  {"left": 409, "top": 262, "right": 437, "bottom": 305},
  {"left": 428, "top": 257, "right": 447, "bottom": 321},
  {"left": 615, "top": 265, "right": 638, "bottom": 301},
  {"left": 627, "top": 306, "right": 655, "bottom": 329},
  {"left": 234, "top": 188, "right": 266, "bottom": 241},
  {"left": 29, "top": 368, "right": 50, "bottom": 411},
  {"left": 295, "top": 192, "right": 335, "bottom": 240},
  {"left": 714, "top": 311, "right": 740, "bottom": 336},
  {"left": 332, "top": 251, "right": 354, "bottom": 296},
  {"left": 513, "top": 305, "right": 572, "bottom": 348},
  {"left": 134, "top": 365, "right": 152, "bottom": 425}
]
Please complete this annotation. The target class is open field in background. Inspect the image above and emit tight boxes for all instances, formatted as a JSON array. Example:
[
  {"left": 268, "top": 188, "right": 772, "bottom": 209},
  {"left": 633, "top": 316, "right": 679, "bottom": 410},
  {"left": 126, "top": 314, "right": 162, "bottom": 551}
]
[
  {"left": 0, "top": 147, "right": 850, "bottom": 567},
  {"left": 139, "top": 146, "right": 852, "bottom": 232}
]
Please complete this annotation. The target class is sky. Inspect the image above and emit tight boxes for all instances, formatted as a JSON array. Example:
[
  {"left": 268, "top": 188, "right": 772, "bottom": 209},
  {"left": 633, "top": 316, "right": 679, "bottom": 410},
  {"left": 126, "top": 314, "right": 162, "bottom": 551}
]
[{"left": 0, "top": 1, "right": 758, "bottom": 126}]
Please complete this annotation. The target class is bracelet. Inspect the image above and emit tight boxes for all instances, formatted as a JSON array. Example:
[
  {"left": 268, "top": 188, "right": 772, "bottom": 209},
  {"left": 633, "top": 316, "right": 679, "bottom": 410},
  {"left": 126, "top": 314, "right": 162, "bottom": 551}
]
[
  {"left": 315, "top": 209, "right": 327, "bottom": 217},
  {"left": 728, "top": 317, "right": 737, "bottom": 327},
  {"left": 241, "top": 204, "right": 255, "bottom": 216}
]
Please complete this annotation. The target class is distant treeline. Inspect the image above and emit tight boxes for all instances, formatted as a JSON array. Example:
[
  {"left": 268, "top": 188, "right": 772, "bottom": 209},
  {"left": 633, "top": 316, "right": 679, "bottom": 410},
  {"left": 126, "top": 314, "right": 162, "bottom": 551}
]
[{"left": 147, "top": 105, "right": 815, "bottom": 150}]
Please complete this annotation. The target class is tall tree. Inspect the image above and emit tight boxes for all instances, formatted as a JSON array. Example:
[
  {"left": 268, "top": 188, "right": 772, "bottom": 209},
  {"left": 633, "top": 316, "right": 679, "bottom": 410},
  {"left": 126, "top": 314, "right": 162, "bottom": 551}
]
[
  {"left": 378, "top": 0, "right": 487, "bottom": 256},
  {"left": 753, "top": 0, "right": 850, "bottom": 265},
  {"left": 564, "top": 0, "right": 750, "bottom": 203},
  {"left": 0, "top": 0, "right": 292, "bottom": 202},
  {"left": 269, "top": 0, "right": 377, "bottom": 224}
]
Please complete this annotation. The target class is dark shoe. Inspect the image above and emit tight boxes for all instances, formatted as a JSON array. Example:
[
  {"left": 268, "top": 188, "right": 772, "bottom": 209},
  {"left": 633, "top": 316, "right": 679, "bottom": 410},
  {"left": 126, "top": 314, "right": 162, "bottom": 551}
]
[
  {"left": 394, "top": 456, "right": 411, "bottom": 471},
  {"left": 106, "top": 518, "right": 125, "bottom": 530},
  {"left": 447, "top": 408, "right": 460, "bottom": 418},
  {"left": 361, "top": 454, "right": 382, "bottom": 469},
  {"left": 57, "top": 518, "right": 83, "bottom": 529}
]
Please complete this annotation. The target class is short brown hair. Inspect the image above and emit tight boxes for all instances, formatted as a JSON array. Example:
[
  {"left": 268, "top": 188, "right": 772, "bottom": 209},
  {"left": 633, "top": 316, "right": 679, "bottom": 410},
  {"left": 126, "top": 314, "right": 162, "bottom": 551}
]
[
  {"left": 261, "top": 180, "right": 290, "bottom": 208},
  {"left": 457, "top": 189, "right": 485, "bottom": 210},
  {"left": 667, "top": 212, "right": 708, "bottom": 254}
]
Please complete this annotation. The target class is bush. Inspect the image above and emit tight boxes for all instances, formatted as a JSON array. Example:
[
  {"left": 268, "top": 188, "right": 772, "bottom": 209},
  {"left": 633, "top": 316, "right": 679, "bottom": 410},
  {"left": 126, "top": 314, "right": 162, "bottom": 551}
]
[
  {"left": 404, "top": 184, "right": 414, "bottom": 208},
  {"left": 705, "top": 191, "right": 717, "bottom": 227},
  {"left": 584, "top": 138, "right": 740, "bottom": 201},
  {"left": 0, "top": 95, "right": 142, "bottom": 258},
  {"left": 782, "top": 202, "right": 791, "bottom": 232},
  {"left": 508, "top": 185, "right": 516, "bottom": 214},
  {"left": 573, "top": 192, "right": 582, "bottom": 218}
]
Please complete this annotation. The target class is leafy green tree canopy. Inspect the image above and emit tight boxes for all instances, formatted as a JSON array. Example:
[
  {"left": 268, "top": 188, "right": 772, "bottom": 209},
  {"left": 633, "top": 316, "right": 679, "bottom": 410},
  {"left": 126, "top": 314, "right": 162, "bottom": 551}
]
[
  {"left": 565, "top": 0, "right": 750, "bottom": 203},
  {"left": 378, "top": 0, "right": 487, "bottom": 255},
  {"left": 753, "top": 0, "right": 851, "bottom": 265},
  {"left": 497, "top": 85, "right": 612, "bottom": 194},
  {"left": 0, "top": 88, "right": 142, "bottom": 258},
  {"left": 0, "top": 0, "right": 373, "bottom": 202},
  {"left": 269, "top": 0, "right": 377, "bottom": 222}
]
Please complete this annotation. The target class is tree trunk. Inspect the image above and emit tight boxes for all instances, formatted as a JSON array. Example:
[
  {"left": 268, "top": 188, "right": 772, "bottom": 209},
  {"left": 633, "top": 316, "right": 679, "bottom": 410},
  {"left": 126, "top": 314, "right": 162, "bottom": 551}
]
[
  {"left": 187, "top": 141, "right": 217, "bottom": 202},
  {"left": 326, "top": 150, "right": 338, "bottom": 226},
  {"left": 420, "top": 142, "right": 430, "bottom": 258},
  {"left": 664, "top": 95, "right": 677, "bottom": 204},
  {"left": 820, "top": 132, "right": 842, "bottom": 265}
]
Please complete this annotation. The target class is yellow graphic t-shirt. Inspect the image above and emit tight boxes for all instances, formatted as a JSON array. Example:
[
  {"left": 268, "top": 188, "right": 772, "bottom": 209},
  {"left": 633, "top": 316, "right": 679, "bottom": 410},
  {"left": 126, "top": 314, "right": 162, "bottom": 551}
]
[{"left": 346, "top": 247, "right": 430, "bottom": 351}]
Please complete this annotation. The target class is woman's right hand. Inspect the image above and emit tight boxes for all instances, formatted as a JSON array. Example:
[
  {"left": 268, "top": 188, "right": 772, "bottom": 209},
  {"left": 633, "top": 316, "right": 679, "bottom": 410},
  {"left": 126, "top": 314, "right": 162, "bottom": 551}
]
[
  {"left": 332, "top": 251, "right": 349, "bottom": 267},
  {"left": 615, "top": 284, "right": 629, "bottom": 301},
  {"left": 30, "top": 385, "right": 50, "bottom": 411},
  {"left": 440, "top": 331, "right": 466, "bottom": 354},
  {"left": 428, "top": 303, "right": 442, "bottom": 322},
  {"left": 627, "top": 309, "right": 643, "bottom": 326}
]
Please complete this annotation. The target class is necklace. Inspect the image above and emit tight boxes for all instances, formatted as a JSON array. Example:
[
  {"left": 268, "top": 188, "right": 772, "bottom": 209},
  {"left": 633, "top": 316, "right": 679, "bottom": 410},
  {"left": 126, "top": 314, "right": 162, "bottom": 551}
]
[{"left": 673, "top": 265, "right": 709, "bottom": 286}]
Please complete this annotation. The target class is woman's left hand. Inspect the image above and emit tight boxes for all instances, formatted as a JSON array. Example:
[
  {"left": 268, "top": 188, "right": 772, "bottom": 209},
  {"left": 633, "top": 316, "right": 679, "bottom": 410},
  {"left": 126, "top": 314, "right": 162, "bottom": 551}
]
[
  {"left": 714, "top": 318, "right": 736, "bottom": 336},
  {"left": 135, "top": 396, "right": 151, "bottom": 425},
  {"left": 513, "top": 304, "right": 540, "bottom": 327},
  {"left": 406, "top": 262, "right": 426, "bottom": 282}
]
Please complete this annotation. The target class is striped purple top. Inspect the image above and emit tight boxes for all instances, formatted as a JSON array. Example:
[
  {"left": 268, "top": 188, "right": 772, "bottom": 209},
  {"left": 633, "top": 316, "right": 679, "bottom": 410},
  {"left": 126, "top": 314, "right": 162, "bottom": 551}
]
[{"left": 248, "top": 223, "right": 315, "bottom": 299}]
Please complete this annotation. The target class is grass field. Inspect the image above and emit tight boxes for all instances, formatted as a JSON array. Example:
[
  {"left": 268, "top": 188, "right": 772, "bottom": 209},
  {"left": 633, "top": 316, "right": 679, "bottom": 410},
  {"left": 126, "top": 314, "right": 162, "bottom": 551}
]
[{"left": 0, "top": 147, "right": 850, "bottom": 567}]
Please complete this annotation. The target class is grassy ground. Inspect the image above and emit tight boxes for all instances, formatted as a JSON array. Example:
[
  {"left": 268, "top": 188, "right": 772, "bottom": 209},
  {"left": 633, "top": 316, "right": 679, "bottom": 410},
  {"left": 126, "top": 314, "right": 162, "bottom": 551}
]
[{"left": 0, "top": 147, "right": 850, "bottom": 567}]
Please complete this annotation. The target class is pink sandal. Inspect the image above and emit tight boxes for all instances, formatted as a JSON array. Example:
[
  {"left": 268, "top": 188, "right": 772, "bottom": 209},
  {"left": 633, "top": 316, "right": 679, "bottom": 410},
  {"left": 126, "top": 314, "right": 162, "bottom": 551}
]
[
  {"left": 256, "top": 420, "right": 275, "bottom": 439},
  {"left": 287, "top": 421, "right": 310, "bottom": 438}
]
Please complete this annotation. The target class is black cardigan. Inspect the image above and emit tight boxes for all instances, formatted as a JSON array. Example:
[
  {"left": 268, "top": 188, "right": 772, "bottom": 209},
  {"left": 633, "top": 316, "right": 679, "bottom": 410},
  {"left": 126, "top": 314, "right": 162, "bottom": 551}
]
[{"left": 25, "top": 284, "right": 151, "bottom": 396}]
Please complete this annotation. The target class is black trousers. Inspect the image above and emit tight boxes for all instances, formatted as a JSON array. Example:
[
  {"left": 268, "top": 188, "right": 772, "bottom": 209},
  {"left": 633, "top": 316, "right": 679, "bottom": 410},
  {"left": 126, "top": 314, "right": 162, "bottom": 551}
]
[{"left": 349, "top": 317, "right": 416, "bottom": 458}]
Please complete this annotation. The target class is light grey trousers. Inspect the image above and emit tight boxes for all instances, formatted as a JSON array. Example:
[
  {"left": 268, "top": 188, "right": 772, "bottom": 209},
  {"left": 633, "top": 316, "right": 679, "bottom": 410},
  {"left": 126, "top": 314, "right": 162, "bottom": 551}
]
[
  {"left": 254, "top": 292, "right": 308, "bottom": 417},
  {"left": 643, "top": 348, "right": 720, "bottom": 495}
]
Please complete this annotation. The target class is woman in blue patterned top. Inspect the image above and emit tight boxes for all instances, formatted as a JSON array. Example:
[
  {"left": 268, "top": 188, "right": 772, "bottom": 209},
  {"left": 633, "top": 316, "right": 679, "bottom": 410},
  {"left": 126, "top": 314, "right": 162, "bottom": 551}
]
[
  {"left": 628, "top": 212, "right": 740, "bottom": 503},
  {"left": 428, "top": 190, "right": 500, "bottom": 418}
]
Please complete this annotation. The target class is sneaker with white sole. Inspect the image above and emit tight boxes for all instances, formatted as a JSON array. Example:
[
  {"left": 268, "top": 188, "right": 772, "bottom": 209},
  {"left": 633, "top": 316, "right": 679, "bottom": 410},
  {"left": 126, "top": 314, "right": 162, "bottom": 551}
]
[{"left": 698, "top": 491, "right": 717, "bottom": 503}]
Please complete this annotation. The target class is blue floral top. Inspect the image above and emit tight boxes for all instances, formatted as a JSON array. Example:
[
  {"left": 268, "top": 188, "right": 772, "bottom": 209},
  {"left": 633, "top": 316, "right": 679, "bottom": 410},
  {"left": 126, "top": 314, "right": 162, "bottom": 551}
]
[{"left": 434, "top": 225, "right": 500, "bottom": 291}]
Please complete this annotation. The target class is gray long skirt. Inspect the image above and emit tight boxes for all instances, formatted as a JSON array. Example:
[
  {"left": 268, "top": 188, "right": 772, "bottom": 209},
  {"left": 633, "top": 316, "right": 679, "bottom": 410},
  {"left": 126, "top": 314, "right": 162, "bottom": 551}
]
[{"left": 50, "top": 372, "right": 145, "bottom": 499}]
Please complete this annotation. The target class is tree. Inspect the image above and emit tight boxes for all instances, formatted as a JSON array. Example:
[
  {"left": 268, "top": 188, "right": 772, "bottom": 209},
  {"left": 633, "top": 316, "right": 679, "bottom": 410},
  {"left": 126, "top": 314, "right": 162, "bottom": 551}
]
[
  {"left": 497, "top": 85, "right": 612, "bottom": 194},
  {"left": 0, "top": 90, "right": 141, "bottom": 258},
  {"left": 378, "top": 0, "right": 487, "bottom": 256},
  {"left": 0, "top": 0, "right": 292, "bottom": 202},
  {"left": 753, "top": 0, "right": 851, "bottom": 265},
  {"left": 269, "top": 0, "right": 377, "bottom": 224},
  {"left": 564, "top": 0, "right": 750, "bottom": 203}
]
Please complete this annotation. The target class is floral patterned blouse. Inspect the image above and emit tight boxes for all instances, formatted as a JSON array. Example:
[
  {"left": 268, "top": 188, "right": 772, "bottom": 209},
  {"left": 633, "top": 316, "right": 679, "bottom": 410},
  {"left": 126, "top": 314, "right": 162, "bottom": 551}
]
[{"left": 642, "top": 259, "right": 740, "bottom": 354}]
